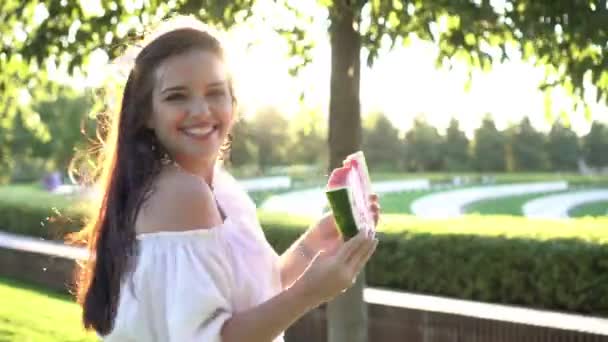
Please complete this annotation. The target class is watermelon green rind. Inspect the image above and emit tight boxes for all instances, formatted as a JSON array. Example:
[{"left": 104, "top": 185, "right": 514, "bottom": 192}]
[{"left": 325, "top": 187, "right": 359, "bottom": 239}]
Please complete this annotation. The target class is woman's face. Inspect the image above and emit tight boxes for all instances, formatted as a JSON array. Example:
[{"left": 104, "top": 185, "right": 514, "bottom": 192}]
[{"left": 148, "top": 48, "right": 234, "bottom": 166}]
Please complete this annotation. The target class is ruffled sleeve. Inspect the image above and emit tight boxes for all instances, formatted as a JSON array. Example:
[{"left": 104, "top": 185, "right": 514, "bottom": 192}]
[
  {"left": 163, "top": 238, "right": 233, "bottom": 341},
  {"left": 104, "top": 230, "right": 235, "bottom": 342}
]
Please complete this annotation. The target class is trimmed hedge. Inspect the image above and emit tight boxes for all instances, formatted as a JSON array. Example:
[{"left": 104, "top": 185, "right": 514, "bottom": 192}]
[
  {"left": 0, "top": 184, "right": 87, "bottom": 240},
  {"left": 1, "top": 184, "right": 608, "bottom": 316},
  {"left": 369, "top": 217, "right": 608, "bottom": 316},
  {"left": 259, "top": 213, "right": 608, "bottom": 316}
]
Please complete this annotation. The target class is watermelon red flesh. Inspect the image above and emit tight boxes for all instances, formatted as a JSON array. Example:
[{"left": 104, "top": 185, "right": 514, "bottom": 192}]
[
  {"left": 327, "top": 166, "right": 350, "bottom": 188},
  {"left": 326, "top": 151, "right": 375, "bottom": 239},
  {"left": 345, "top": 152, "right": 375, "bottom": 234}
]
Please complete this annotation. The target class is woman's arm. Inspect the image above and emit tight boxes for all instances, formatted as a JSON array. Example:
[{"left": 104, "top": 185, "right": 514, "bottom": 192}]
[
  {"left": 278, "top": 212, "right": 348, "bottom": 289},
  {"left": 277, "top": 230, "right": 316, "bottom": 289},
  {"left": 222, "top": 230, "right": 378, "bottom": 342},
  {"left": 221, "top": 280, "right": 316, "bottom": 342}
]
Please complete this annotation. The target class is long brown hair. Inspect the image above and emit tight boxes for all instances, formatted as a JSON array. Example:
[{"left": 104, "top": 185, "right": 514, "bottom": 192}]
[{"left": 68, "top": 21, "right": 235, "bottom": 335}]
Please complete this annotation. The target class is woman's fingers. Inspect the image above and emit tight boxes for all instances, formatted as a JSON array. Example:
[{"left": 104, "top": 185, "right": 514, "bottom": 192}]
[
  {"left": 369, "top": 194, "right": 381, "bottom": 216},
  {"left": 351, "top": 238, "right": 378, "bottom": 273},
  {"left": 335, "top": 229, "right": 368, "bottom": 263},
  {"left": 370, "top": 199, "right": 381, "bottom": 226},
  {"left": 323, "top": 238, "right": 343, "bottom": 256},
  {"left": 326, "top": 215, "right": 342, "bottom": 239},
  {"left": 343, "top": 235, "right": 376, "bottom": 274},
  {"left": 329, "top": 230, "right": 378, "bottom": 290}
]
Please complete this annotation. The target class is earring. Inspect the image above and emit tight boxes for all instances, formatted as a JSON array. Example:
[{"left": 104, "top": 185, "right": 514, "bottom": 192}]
[{"left": 160, "top": 152, "right": 172, "bottom": 165}]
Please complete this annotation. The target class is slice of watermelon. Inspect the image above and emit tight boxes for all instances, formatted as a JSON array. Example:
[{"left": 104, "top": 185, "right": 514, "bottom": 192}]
[{"left": 325, "top": 151, "right": 375, "bottom": 240}]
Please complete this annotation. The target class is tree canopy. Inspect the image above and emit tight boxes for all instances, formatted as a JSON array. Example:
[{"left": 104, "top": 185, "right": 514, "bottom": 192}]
[{"left": 3, "top": 1, "right": 607, "bottom": 121}]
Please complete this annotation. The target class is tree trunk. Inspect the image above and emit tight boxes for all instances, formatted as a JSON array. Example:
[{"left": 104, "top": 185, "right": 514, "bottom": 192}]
[{"left": 327, "top": 3, "right": 366, "bottom": 342}]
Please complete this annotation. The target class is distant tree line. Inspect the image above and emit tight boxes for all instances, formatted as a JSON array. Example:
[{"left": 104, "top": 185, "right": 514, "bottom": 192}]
[
  {"left": 362, "top": 113, "right": 608, "bottom": 173},
  {"left": 3, "top": 92, "right": 607, "bottom": 184},
  {"left": 230, "top": 109, "right": 608, "bottom": 174}
]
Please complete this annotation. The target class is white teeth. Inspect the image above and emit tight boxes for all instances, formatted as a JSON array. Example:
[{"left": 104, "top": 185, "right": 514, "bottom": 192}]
[{"left": 183, "top": 126, "right": 214, "bottom": 137}]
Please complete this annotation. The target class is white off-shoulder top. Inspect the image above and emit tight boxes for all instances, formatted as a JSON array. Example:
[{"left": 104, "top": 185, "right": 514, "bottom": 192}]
[{"left": 102, "top": 164, "right": 285, "bottom": 342}]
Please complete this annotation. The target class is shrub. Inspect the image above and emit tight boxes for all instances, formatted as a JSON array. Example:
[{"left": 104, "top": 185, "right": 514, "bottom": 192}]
[{"left": 0, "top": 184, "right": 87, "bottom": 240}]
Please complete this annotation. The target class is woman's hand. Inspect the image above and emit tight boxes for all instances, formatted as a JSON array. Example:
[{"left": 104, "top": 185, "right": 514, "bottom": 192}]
[
  {"left": 304, "top": 194, "right": 381, "bottom": 255},
  {"left": 369, "top": 193, "right": 381, "bottom": 226},
  {"left": 293, "top": 229, "right": 379, "bottom": 306}
]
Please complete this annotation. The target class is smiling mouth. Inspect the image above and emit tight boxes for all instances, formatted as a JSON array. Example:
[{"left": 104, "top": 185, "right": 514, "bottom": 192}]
[{"left": 180, "top": 125, "right": 219, "bottom": 139}]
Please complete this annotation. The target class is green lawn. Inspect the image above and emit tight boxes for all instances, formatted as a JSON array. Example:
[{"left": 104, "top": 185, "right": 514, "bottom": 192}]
[
  {"left": 379, "top": 189, "right": 434, "bottom": 214},
  {"left": 376, "top": 213, "right": 608, "bottom": 241},
  {"left": 370, "top": 172, "right": 608, "bottom": 186},
  {"left": 379, "top": 185, "right": 482, "bottom": 214},
  {"left": 2, "top": 173, "right": 606, "bottom": 217},
  {"left": 569, "top": 200, "right": 608, "bottom": 217},
  {"left": 0, "top": 277, "right": 98, "bottom": 342},
  {"left": 464, "top": 190, "right": 570, "bottom": 216},
  {"left": 465, "top": 189, "right": 608, "bottom": 217}
]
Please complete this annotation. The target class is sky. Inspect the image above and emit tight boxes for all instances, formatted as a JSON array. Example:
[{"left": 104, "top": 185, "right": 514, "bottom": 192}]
[{"left": 70, "top": 0, "right": 607, "bottom": 137}]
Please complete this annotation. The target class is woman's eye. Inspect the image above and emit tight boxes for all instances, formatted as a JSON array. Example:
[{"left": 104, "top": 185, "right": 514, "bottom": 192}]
[{"left": 166, "top": 93, "right": 186, "bottom": 101}]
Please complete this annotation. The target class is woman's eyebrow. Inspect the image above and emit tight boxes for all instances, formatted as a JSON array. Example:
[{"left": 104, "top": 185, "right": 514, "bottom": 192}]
[
  {"left": 161, "top": 85, "right": 187, "bottom": 94},
  {"left": 161, "top": 80, "right": 227, "bottom": 94},
  {"left": 207, "top": 80, "right": 228, "bottom": 88}
]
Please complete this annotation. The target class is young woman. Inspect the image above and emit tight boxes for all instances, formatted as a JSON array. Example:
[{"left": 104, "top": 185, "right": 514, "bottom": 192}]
[{"left": 73, "top": 17, "right": 380, "bottom": 342}]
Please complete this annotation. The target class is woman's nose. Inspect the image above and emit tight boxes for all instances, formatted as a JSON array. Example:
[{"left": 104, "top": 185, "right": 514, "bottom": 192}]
[{"left": 189, "top": 97, "right": 211, "bottom": 117}]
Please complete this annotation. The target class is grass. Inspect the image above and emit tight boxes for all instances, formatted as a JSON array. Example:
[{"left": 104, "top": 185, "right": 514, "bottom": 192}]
[
  {"left": 6, "top": 180, "right": 608, "bottom": 243},
  {"left": 376, "top": 214, "right": 608, "bottom": 242},
  {"left": 464, "top": 190, "right": 570, "bottom": 216},
  {"left": 569, "top": 200, "right": 608, "bottom": 217},
  {"left": 378, "top": 184, "right": 484, "bottom": 214},
  {"left": 258, "top": 209, "right": 608, "bottom": 243},
  {"left": 2, "top": 172, "right": 607, "bottom": 218},
  {"left": 466, "top": 188, "right": 608, "bottom": 217},
  {"left": 487, "top": 173, "right": 608, "bottom": 186},
  {"left": 370, "top": 172, "right": 608, "bottom": 185},
  {"left": 379, "top": 189, "right": 434, "bottom": 214},
  {"left": 0, "top": 277, "right": 98, "bottom": 342}
]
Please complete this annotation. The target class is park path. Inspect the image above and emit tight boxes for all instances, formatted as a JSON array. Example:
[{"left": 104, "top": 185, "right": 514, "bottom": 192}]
[
  {"left": 410, "top": 181, "right": 568, "bottom": 219},
  {"left": 522, "top": 190, "right": 608, "bottom": 219}
]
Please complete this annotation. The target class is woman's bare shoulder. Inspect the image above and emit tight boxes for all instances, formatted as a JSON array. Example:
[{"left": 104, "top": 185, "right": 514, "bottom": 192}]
[{"left": 135, "top": 168, "right": 223, "bottom": 235}]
